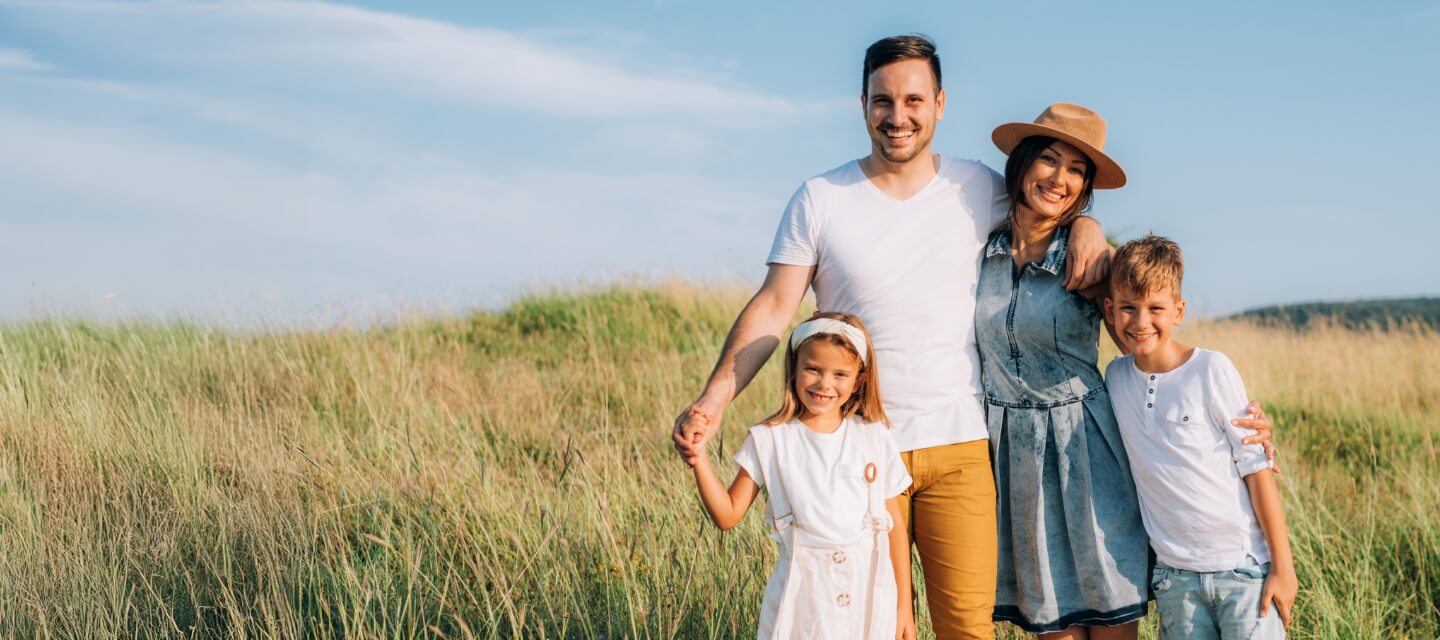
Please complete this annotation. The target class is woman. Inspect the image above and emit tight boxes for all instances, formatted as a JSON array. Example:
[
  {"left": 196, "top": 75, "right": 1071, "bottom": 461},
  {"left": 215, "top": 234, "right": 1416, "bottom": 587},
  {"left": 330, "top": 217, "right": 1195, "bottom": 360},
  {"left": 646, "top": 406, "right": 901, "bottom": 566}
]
[{"left": 975, "top": 103, "right": 1149, "bottom": 639}]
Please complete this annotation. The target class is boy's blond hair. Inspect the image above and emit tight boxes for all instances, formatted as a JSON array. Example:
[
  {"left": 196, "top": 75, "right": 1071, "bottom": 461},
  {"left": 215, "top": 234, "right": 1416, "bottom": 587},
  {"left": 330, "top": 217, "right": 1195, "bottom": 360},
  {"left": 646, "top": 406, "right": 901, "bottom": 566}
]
[{"left": 1111, "top": 234, "right": 1184, "bottom": 298}]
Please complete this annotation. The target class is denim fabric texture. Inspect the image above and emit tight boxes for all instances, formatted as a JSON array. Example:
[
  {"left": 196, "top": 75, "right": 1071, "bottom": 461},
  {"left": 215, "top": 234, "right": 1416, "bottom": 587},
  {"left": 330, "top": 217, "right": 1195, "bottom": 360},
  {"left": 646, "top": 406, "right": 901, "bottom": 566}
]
[
  {"left": 1152, "top": 556, "right": 1286, "bottom": 639},
  {"left": 976, "top": 225, "right": 1151, "bottom": 632}
]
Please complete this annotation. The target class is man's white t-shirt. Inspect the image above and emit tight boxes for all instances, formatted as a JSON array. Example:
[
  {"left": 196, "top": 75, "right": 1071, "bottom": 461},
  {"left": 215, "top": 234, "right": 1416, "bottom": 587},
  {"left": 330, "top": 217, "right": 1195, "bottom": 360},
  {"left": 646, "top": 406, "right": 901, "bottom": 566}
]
[
  {"left": 767, "top": 155, "right": 1008, "bottom": 452},
  {"left": 1105, "top": 348, "right": 1272, "bottom": 572},
  {"left": 734, "top": 416, "right": 911, "bottom": 546}
]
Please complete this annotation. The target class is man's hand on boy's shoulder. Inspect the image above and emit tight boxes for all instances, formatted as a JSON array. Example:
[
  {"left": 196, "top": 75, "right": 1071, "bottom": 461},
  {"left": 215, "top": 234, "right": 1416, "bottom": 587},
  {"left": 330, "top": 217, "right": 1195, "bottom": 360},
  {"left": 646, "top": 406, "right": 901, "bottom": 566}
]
[{"left": 1233, "top": 400, "right": 1282, "bottom": 474}]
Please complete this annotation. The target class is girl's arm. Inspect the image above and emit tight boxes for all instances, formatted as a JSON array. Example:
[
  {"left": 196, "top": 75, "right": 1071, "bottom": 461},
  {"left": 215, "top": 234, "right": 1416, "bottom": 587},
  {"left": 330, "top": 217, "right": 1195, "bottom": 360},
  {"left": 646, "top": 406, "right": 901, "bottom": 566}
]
[
  {"left": 885, "top": 497, "right": 915, "bottom": 640},
  {"left": 692, "top": 446, "right": 761, "bottom": 530},
  {"left": 1244, "top": 468, "right": 1297, "bottom": 628}
]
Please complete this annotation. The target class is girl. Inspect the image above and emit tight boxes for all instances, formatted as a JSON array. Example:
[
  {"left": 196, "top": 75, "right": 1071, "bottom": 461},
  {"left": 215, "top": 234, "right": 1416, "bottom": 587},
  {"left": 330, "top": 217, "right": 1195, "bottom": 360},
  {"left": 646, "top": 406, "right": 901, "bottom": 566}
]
[{"left": 686, "top": 311, "right": 916, "bottom": 640}]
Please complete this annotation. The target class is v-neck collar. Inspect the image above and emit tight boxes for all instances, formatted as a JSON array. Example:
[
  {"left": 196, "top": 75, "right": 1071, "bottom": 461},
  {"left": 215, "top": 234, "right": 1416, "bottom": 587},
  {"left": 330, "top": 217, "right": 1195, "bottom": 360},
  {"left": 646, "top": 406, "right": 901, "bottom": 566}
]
[{"left": 856, "top": 154, "right": 946, "bottom": 204}]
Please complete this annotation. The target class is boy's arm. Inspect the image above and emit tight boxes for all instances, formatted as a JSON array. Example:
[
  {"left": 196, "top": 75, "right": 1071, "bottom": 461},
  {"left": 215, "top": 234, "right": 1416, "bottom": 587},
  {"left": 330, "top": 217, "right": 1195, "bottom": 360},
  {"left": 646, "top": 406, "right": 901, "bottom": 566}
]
[
  {"left": 1244, "top": 469, "right": 1297, "bottom": 628},
  {"left": 885, "top": 497, "right": 916, "bottom": 640},
  {"left": 692, "top": 431, "right": 761, "bottom": 530}
]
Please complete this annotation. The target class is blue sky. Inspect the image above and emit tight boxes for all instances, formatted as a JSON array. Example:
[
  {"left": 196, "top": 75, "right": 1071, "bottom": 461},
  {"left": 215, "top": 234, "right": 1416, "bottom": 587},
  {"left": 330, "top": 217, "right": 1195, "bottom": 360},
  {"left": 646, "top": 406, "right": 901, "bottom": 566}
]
[{"left": 2, "top": 1, "right": 1437, "bottom": 326}]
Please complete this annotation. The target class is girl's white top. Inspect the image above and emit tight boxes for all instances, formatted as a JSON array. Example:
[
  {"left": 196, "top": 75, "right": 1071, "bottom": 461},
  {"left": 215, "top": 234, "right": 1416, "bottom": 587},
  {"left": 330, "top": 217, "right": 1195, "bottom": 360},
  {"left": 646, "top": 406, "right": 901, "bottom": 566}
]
[
  {"left": 734, "top": 415, "right": 911, "bottom": 545},
  {"left": 1105, "top": 348, "right": 1272, "bottom": 572}
]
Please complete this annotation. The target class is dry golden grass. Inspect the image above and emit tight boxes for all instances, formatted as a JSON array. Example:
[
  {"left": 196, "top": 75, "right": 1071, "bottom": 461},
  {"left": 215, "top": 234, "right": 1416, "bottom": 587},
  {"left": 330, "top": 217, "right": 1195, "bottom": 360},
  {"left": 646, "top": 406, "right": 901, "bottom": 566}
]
[{"left": 0, "top": 285, "right": 1434, "bottom": 638}]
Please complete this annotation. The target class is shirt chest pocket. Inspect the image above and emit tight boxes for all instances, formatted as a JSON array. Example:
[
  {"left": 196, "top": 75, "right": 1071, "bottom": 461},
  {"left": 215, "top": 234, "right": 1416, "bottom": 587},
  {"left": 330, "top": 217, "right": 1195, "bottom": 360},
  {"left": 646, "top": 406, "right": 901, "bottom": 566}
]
[
  {"left": 1162, "top": 402, "right": 1222, "bottom": 450},
  {"left": 835, "top": 462, "right": 881, "bottom": 491}
]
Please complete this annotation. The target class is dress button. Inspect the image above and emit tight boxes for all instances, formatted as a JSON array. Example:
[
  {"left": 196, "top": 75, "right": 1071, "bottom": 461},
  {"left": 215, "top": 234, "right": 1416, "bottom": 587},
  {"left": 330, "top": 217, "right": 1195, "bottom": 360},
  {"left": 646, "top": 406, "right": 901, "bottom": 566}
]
[
  {"left": 832, "top": 550, "right": 847, "bottom": 564},
  {"left": 836, "top": 593, "right": 851, "bottom": 607}
]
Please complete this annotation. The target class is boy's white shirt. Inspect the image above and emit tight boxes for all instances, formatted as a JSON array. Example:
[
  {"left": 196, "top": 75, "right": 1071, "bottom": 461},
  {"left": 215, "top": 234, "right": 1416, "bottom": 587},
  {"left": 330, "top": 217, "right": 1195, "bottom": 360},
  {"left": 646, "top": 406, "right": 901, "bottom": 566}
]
[
  {"left": 766, "top": 155, "right": 1008, "bottom": 452},
  {"left": 1106, "top": 348, "right": 1272, "bottom": 573},
  {"left": 734, "top": 416, "right": 911, "bottom": 546}
]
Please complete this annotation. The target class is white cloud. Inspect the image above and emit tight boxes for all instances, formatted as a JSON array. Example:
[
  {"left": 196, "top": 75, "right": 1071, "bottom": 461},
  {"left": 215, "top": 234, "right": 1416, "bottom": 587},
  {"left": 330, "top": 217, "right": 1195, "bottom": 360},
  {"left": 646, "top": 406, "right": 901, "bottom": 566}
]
[
  {"left": 3, "top": 0, "right": 809, "bottom": 125},
  {"left": 0, "top": 1, "right": 811, "bottom": 323},
  {"left": 0, "top": 105, "right": 779, "bottom": 324},
  {"left": 0, "top": 47, "right": 55, "bottom": 72}
]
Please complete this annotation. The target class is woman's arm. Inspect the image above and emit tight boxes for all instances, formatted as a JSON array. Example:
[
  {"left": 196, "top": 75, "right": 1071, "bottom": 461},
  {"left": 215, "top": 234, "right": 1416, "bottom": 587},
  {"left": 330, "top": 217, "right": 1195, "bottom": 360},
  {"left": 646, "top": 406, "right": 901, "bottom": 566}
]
[
  {"left": 886, "top": 497, "right": 916, "bottom": 640},
  {"left": 692, "top": 445, "right": 761, "bottom": 530}
]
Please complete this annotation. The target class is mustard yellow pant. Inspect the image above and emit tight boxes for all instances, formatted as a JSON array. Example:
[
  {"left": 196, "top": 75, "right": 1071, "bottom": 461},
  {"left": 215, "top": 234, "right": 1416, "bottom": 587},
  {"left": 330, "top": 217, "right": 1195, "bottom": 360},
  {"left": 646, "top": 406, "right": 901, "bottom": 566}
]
[{"left": 897, "top": 439, "right": 998, "bottom": 640}]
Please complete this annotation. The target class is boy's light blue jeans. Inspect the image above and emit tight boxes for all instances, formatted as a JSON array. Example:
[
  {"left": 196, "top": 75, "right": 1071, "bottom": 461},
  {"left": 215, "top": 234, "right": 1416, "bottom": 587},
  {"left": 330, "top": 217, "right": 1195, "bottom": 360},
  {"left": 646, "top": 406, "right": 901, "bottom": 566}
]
[{"left": 1151, "top": 556, "right": 1286, "bottom": 639}]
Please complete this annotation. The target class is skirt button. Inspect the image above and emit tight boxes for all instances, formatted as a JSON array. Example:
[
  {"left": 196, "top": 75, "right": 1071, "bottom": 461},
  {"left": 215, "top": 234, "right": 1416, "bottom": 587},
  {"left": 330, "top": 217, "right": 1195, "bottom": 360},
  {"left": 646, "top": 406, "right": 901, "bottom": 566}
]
[
  {"left": 836, "top": 593, "right": 851, "bottom": 607},
  {"left": 832, "top": 550, "right": 847, "bottom": 564}
]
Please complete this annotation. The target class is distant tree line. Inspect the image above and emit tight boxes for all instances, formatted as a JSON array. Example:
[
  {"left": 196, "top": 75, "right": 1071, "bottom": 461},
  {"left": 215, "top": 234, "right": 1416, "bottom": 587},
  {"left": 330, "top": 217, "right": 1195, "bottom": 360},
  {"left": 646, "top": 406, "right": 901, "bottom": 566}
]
[{"left": 1226, "top": 298, "right": 1440, "bottom": 331}]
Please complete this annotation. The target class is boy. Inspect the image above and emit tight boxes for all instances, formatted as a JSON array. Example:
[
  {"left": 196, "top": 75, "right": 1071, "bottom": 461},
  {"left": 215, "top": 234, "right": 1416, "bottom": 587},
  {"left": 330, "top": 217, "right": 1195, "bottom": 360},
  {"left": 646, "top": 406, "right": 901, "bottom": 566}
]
[{"left": 1103, "top": 235, "right": 1297, "bottom": 639}]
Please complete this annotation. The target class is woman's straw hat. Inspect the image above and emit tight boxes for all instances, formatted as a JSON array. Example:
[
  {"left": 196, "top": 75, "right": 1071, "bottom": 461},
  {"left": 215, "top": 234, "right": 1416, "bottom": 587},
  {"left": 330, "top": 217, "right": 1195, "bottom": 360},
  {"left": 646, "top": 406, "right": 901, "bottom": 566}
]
[{"left": 991, "top": 102, "right": 1127, "bottom": 189}]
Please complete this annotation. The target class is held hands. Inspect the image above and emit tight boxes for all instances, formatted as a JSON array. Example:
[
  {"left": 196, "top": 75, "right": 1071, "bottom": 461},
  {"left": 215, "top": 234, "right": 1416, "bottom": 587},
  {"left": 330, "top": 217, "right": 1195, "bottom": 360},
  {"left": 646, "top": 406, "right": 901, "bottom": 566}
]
[
  {"left": 671, "top": 405, "right": 721, "bottom": 468},
  {"left": 1259, "top": 566, "right": 1297, "bottom": 628},
  {"left": 1233, "top": 401, "right": 1282, "bottom": 474}
]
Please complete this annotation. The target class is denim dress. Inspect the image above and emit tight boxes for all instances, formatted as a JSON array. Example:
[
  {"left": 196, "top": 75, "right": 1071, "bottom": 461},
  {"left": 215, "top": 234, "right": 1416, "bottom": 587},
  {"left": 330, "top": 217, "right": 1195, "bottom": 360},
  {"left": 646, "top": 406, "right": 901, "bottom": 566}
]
[{"left": 976, "top": 225, "right": 1150, "bottom": 632}]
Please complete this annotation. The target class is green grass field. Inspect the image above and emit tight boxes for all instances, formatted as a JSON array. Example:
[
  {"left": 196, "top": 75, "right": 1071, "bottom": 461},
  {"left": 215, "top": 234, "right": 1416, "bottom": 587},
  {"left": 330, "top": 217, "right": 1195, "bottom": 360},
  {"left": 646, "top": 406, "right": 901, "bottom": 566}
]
[{"left": 0, "top": 284, "right": 1435, "bottom": 638}]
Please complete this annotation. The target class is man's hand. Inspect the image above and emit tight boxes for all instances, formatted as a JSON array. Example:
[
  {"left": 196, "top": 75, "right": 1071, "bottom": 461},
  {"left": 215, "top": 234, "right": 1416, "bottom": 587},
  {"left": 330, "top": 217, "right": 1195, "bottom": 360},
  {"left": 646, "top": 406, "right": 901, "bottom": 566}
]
[
  {"left": 1259, "top": 566, "right": 1297, "bottom": 628},
  {"left": 1233, "top": 400, "right": 1281, "bottom": 474},
  {"left": 1064, "top": 216, "right": 1113, "bottom": 291},
  {"left": 672, "top": 403, "right": 724, "bottom": 467}
]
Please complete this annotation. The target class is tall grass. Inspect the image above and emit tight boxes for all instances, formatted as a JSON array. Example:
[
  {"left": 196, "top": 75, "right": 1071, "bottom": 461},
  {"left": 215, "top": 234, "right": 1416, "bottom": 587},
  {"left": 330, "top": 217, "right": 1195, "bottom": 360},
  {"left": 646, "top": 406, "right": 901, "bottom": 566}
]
[{"left": 0, "top": 285, "right": 1434, "bottom": 638}]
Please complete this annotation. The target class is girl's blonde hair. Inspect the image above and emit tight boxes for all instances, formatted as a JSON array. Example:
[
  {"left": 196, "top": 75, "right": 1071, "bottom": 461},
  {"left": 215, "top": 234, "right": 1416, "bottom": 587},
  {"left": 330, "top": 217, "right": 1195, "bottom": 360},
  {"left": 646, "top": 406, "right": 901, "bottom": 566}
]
[{"left": 761, "top": 311, "right": 889, "bottom": 427}]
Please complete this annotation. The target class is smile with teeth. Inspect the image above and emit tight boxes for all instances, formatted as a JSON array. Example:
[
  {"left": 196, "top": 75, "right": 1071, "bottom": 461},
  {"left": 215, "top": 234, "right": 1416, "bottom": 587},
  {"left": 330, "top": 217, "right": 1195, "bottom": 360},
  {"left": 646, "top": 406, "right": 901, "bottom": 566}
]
[
  {"left": 1034, "top": 185, "right": 1066, "bottom": 204},
  {"left": 807, "top": 390, "right": 837, "bottom": 403},
  {"left": 1127, "top": 331, "right": 1157, "bottom": 342},
  {"left": 884, "top": 129, "right": 915, "bottom": 141}
]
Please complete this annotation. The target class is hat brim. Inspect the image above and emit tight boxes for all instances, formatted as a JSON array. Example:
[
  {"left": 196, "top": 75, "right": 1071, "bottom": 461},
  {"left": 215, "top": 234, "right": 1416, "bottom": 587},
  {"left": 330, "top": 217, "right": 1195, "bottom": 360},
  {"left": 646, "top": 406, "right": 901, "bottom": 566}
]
[{"left": 992, "top": 122, "right": 1127, "bottom": 189}]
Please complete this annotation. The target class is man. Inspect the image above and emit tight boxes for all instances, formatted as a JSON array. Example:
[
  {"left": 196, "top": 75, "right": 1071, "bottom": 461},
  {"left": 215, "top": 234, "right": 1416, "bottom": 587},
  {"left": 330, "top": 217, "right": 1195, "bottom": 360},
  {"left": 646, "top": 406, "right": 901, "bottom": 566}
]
[{"left": 673, "top": 35, "right": 1272, "bottom": 637}]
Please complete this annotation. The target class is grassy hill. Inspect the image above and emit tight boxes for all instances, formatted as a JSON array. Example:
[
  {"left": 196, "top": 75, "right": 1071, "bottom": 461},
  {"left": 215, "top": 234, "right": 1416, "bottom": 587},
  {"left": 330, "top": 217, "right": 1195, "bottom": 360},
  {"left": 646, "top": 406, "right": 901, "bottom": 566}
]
[
  {"left": 0, "top": 284, "right": 1435, "bottom": 638},
  {"left": 1227, "top": 297, "right": 1440, "bottom": 330}
]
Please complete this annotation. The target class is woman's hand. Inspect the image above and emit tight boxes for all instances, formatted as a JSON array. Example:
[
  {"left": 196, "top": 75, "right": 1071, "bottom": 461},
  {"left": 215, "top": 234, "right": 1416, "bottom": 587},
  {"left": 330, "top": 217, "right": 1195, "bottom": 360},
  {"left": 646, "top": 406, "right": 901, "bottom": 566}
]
[{"left": 1233, "top": 400, "right": 1281, "bottom": 473}]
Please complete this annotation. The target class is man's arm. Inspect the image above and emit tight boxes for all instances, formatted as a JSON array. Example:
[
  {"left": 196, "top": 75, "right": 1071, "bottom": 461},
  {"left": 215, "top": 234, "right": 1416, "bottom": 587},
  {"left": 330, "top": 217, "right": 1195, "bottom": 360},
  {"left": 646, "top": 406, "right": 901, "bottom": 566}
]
[
  {"left": 672, "top": 263, "right": 813, "bottom": 464},
  {"left": 1065, "top": 216, "right": 1114, "bottom": 291}
]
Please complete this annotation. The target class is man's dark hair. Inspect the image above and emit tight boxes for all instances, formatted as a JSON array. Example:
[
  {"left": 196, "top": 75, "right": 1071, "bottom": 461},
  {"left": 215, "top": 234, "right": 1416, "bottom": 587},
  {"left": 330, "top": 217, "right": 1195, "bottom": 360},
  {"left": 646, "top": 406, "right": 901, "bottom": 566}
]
[
  {"left": 1004, "top": 135, "right": 1097, "bottom": 225},
  {"left": 862, "top": 34, "right": 942, "bottom": 97}
]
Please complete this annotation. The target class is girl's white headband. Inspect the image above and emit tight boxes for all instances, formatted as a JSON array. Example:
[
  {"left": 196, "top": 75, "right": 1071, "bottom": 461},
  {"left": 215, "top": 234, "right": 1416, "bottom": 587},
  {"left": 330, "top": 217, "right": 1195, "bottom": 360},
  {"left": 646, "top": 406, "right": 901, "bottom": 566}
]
[{"left": 789, "top": 318, "right": 869, "bottom": 366}]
